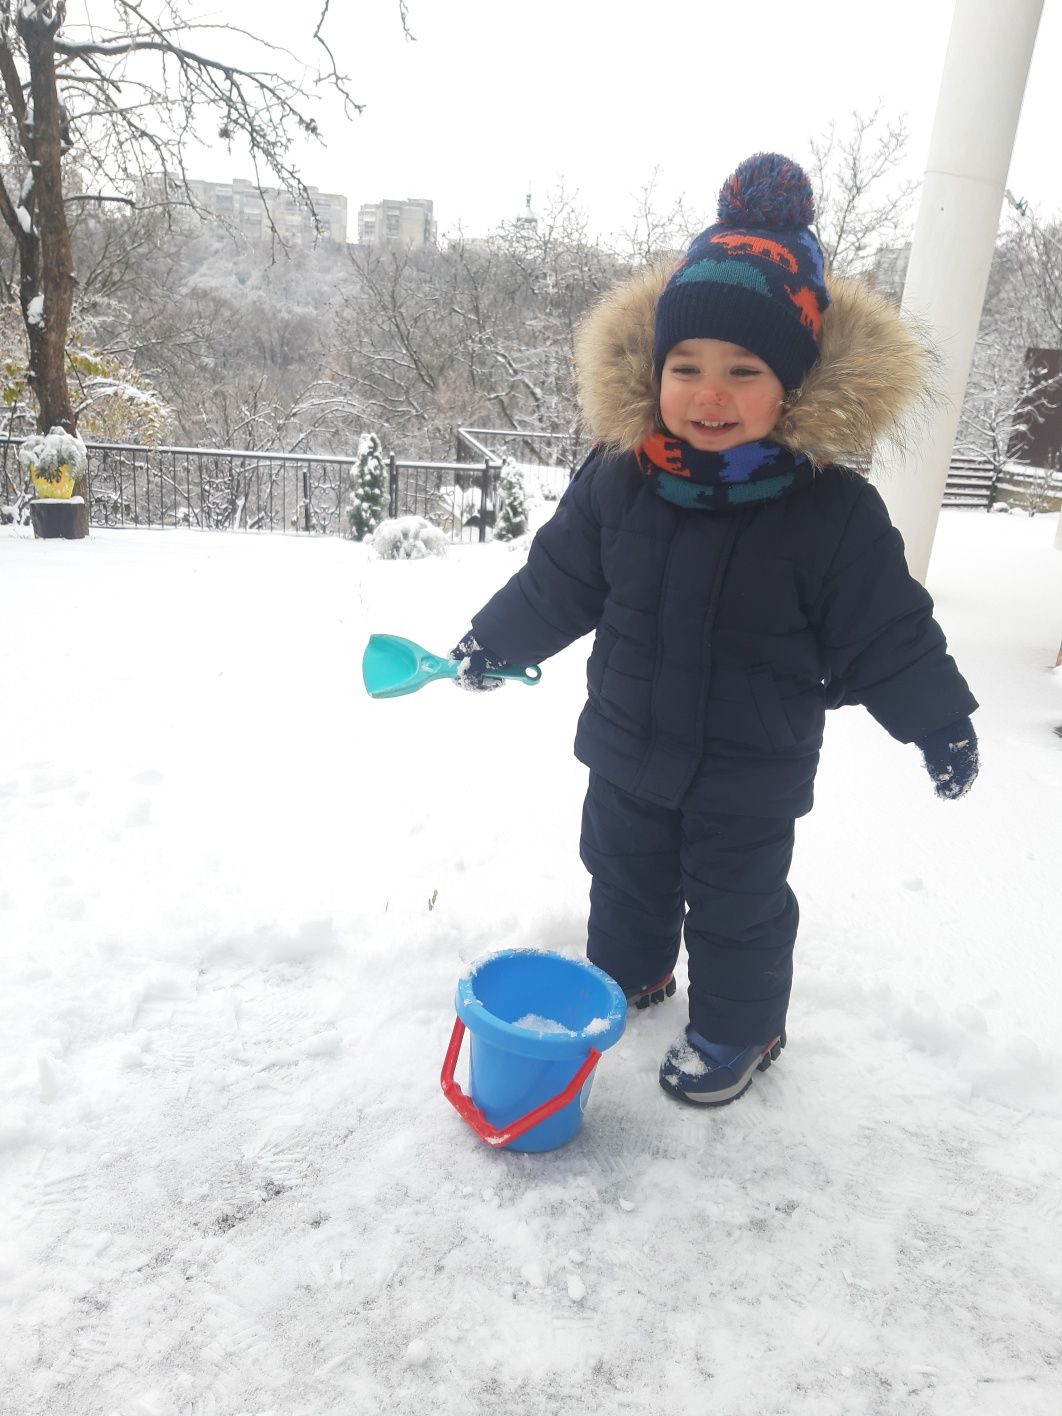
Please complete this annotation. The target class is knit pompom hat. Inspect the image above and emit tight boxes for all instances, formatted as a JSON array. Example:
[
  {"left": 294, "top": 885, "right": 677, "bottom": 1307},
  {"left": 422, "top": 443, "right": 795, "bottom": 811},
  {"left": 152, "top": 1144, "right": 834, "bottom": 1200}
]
[{"left": 653, "top": 153, "right": 830, "bottom": 391}]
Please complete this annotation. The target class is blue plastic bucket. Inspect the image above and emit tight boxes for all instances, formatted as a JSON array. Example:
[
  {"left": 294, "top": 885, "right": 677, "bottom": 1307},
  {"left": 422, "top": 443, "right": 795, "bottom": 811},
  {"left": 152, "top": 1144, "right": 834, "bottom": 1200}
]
[{"left": 445, "top": 949, "right": 626, "bottom": 1152}]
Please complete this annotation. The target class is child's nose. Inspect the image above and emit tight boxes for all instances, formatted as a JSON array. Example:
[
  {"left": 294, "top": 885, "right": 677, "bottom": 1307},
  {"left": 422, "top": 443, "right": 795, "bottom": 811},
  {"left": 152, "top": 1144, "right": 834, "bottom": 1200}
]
[{"left": 695, "top": 383, "right": 727, "bottom": 405}]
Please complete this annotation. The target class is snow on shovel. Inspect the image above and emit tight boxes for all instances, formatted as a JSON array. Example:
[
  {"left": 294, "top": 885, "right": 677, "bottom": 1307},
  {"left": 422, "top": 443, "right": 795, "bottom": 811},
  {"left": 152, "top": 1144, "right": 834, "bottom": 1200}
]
[{"left": 362, "top": 634, "right": 542, "bottom": 699}]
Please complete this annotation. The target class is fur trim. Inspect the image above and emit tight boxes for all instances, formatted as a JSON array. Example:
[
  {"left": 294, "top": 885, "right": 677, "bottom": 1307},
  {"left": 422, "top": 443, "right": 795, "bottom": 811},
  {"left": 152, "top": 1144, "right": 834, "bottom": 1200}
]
[
  {"left": 574, "top": 260, "right": 671, "bottom": 458},
  {"left": 574, "top": 264, "right": 936, "bottom": 468}
]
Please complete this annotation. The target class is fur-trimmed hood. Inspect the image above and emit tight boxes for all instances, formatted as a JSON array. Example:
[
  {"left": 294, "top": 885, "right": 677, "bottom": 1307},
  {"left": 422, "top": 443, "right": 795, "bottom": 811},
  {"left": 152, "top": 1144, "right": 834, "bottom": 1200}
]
[{"left": 574, "top": 260, "right": 935, "bottom": 468}]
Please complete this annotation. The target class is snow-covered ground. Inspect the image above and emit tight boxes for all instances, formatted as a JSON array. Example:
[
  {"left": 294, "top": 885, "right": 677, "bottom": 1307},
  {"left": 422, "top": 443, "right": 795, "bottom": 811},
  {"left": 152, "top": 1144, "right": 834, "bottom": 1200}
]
[{"left": 2, "top": 508, "right": 1061, "bottom": 1416}]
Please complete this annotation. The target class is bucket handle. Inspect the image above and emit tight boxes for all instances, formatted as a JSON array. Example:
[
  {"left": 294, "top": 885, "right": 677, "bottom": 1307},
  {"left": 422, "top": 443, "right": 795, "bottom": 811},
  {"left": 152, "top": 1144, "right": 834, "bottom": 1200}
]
[{"left": 440, "top": 1017, "right": 602, "bottom": 1148}]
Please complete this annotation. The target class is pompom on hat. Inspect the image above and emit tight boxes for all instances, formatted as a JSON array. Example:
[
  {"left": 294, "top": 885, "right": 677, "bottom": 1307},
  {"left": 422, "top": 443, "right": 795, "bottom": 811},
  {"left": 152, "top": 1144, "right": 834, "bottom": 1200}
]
[{"left": 653, "top": 153, "right": 830, "bottom": 391}]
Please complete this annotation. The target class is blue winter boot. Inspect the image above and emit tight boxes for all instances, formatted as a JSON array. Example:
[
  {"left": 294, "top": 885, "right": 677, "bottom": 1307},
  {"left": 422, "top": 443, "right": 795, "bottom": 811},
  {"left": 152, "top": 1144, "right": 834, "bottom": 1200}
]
[{"left": 659, "top": 1025, "right": 785, "bottom": 1106}]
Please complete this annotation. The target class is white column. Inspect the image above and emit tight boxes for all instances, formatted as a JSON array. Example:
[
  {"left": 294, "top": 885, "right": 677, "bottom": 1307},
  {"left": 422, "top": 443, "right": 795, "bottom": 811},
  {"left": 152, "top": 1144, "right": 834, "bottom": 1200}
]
[{"left": 873, "top": 0, "right": 1044, "bottom": 585}]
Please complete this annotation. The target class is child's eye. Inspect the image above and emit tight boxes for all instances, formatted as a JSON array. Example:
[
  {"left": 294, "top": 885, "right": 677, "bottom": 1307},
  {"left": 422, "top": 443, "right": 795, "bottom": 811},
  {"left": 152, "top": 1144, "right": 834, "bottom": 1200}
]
[
  {"left": 731, "top": 366, "right": 762, "bottom": 378},
  {"left": 669, "top": 364, "right": 699, "bottom": 376}
]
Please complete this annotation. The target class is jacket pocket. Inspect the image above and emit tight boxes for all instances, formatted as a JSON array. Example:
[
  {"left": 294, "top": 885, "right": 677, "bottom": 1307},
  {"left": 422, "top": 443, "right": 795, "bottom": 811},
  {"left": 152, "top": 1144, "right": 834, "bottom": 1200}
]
[
  {"left": 586, "top": 626, "right": 617, "bottom": 696},
  {"left": 747, "top": 666, "right": 797, "bottom": 751}
]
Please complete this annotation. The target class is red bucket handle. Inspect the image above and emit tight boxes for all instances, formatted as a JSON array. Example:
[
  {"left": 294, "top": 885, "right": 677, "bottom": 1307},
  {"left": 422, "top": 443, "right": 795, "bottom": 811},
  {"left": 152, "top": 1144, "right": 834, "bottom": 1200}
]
[{"left": 440, "top": 1017, "right": 602, "bottom": 1148}]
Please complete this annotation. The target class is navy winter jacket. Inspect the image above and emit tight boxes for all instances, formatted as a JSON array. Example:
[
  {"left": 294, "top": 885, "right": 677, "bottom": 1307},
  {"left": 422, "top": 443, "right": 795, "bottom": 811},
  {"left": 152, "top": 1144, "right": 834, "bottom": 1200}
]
[{"left": 471, "top": 449, "right": 977, "bottom": 817}]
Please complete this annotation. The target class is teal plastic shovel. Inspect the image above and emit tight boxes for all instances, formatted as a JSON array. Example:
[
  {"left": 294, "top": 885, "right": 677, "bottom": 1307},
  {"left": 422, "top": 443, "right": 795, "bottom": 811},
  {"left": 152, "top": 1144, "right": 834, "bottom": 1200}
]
[{"left": 362, "top": 634, "right": 542, "bottom": 699}]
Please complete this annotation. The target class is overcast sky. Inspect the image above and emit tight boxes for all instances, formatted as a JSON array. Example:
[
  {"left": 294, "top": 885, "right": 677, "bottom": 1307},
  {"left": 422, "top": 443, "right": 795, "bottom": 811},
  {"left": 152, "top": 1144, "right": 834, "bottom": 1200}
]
[{"left": 185, "top": 0, "right": 1061, "bottom": 242}]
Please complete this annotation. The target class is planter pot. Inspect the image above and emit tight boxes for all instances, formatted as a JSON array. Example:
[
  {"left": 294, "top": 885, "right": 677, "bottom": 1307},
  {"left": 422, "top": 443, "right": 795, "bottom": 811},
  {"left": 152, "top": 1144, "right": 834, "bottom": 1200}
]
[
  {"left": 30, "top": 463, "right": 76, "bottom": 500},
  {"left": 30, "top": 495, "right": 88, "bottom": 539}
]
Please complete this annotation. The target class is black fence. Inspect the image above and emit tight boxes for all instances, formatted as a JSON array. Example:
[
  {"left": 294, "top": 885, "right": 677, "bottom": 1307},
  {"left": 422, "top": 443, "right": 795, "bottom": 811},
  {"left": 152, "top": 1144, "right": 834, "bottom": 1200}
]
[
  {"left": 456, "top": 427, "right": 588, "bottom": 503},
  {"left": 0, "top": 439, "right": 353, "bottom": 534},
  {"left": 386, "top": 457, "right": 496, "bottom": 541},
  {"left": 0, "top": 439, "right": 531, "bottom": 542}
]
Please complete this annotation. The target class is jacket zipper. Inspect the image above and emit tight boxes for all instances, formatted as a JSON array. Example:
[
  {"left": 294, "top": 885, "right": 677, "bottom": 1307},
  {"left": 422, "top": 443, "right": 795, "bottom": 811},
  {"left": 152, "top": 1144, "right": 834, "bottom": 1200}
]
[{"left": 632, "top": 510, "right": 745, "bottom": 799}]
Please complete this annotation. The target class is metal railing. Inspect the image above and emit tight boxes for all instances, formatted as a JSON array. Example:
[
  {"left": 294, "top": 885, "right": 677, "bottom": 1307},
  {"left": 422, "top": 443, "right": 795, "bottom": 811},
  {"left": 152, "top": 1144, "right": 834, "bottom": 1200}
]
[
  {"left": 385, "top": 455, "right": 496, "bottom": 542},
  {"left": 456, "top": 427, "right": 588, "bottom": 502},
  {"left": 0, "top": 438, "right": 509, "bottom": 541},
  {"left": 0, "top": 438, "right": 354, "bottom": 534}
]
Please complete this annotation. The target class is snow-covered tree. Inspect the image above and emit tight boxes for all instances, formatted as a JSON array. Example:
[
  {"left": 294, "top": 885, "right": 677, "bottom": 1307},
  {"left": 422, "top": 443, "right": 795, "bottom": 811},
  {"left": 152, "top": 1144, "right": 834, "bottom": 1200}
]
[
  {"left": 2, "top": 309, "right": 169, "bottom": 445},
  {"left": 494, "top": 457, "right": 528, "bottom": 541},
  {"left": 336, "top": 192, "right": 624, "bottom": 460},
  {"left": 11, "top": 329, "right": 169, "bottom": 443},
  {"left": 958, "top": 338, "right": 1060, "bottom": 482},
  {"left": 73, "top": 218, "right": 366, "bottom": 459},
  {"left": 348, "top": 432, "right": 387, "bottom": 540},
  {"left": 957, "top": 215, "right": 1062, "bottom": 496}
]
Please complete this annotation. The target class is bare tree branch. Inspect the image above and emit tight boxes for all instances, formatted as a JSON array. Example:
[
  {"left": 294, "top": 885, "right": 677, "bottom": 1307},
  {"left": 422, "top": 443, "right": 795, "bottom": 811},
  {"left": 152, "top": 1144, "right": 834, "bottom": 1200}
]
[
  {"left": 396, "top": 1, "right": 416, "bottom": 41},
  {"left": 808, "top": 104, "right": 917, "bottom": 276}
]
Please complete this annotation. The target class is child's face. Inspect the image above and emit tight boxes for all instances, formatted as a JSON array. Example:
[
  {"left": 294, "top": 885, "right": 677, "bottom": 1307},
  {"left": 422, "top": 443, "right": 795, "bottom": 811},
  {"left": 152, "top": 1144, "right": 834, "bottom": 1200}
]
[{"left": 659, "top": 339, "right": 785, "bottom": 452}]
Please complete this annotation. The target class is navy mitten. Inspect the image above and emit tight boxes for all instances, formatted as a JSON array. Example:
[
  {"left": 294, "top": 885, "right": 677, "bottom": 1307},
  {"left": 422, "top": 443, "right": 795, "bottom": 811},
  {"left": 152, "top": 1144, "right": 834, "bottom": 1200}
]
[
  {"left": 449, "top": 633, "right": 509, "bottom": 692},
  {"left": 916, "top": 717, "right": 979, "bottom": 800}
]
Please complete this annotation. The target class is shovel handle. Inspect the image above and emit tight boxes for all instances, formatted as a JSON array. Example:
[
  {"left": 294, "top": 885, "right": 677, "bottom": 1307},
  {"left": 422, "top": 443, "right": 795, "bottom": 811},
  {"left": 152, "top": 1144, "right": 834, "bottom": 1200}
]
[
  {"left": 423, "top": 656, "right": 540, "bottom": 686},
  {"left": 486, "top": 663, "right": 542, "bottom": 686},
  {"left": 440, "top": 1017, "right": 601, "bottom": 1148}
]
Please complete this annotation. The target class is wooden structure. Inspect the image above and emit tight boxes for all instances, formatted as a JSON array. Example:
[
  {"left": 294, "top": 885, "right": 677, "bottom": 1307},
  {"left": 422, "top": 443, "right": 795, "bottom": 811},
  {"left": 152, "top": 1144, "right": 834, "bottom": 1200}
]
[{"left": 30, "top": 496, "right": 89, "bottom": 539}]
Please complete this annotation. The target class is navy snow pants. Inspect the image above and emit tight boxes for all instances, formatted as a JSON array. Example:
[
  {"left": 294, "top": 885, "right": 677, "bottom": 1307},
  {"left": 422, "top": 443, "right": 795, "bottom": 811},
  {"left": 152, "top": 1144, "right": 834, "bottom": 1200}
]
[{"left": 580, "top": 772, "right": 798, "bottom": 1045}]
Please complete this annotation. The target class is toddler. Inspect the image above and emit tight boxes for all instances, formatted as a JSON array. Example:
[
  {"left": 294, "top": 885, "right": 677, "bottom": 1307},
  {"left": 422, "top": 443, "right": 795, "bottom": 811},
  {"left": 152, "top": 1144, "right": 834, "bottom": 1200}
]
[{"left": 450, "top": 153, "right": 978, "bottom": 1105}]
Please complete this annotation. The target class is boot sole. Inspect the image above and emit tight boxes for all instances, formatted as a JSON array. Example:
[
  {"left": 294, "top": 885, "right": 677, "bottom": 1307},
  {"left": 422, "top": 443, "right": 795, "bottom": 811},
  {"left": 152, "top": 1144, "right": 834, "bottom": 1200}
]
[
  {"left": 659, "top": 1031, "right": 786, "bottom": 1107},
  {"left": 630, "top": 976, "right": 678, "bottom": 1010}
]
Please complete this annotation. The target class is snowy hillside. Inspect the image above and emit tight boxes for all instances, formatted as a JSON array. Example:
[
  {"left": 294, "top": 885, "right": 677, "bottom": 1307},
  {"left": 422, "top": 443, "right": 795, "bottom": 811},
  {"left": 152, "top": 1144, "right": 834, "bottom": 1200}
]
[{"left": 2, "top": 509, "right": 1061, "bottom": 1415}]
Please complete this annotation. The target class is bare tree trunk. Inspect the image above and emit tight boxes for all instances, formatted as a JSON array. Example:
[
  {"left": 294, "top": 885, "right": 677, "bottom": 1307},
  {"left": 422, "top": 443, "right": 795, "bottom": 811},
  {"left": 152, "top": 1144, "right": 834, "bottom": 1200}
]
[
  {"left": 16, "top": 5, "right": 86, "bottom": 531},
  {"left": 19, "top": 9, "right": 76, "bottom": 432}
]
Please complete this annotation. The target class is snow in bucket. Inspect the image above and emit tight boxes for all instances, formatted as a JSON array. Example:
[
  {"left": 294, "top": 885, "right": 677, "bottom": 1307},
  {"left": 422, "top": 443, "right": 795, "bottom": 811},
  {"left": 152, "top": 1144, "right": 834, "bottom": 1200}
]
[{"left": 452, "top": 948, "right": 626, "bottom": 1152}]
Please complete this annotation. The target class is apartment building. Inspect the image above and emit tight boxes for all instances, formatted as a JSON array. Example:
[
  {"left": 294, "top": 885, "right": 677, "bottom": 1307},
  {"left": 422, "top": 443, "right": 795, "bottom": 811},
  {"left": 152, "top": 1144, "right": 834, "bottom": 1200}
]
[
  {"left": 357, "top": 197, "right": 436, "bottom": 248},
  {"left": 182, "top": 178, "right": 348, "bottom": 245}
]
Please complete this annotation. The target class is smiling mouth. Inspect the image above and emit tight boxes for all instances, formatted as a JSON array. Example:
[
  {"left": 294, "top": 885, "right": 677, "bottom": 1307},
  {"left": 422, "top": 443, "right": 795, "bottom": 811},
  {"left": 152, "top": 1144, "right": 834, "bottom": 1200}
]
[{"left": 692, "top": 419, "right": 736, "bottom": 431}]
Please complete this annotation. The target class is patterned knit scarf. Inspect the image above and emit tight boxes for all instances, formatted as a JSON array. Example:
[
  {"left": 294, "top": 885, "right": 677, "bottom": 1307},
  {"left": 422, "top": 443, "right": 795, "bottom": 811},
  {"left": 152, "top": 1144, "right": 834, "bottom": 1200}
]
[{"left": 635, "top": 432, "right": 816, "bottom": 510}]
